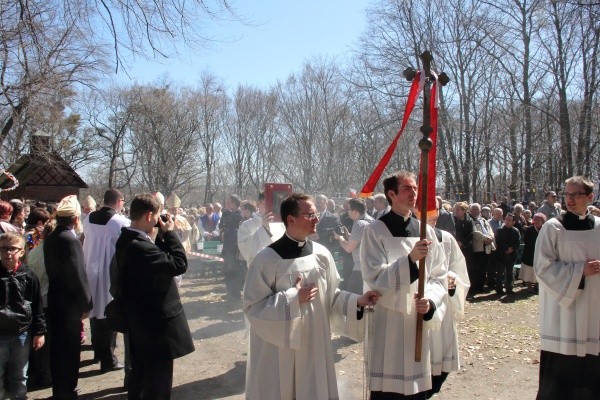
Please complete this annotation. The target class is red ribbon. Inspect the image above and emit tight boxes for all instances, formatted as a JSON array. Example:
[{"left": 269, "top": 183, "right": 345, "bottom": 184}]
[{"left": 359, "top": 73, "right": 422, "bottom": 197}]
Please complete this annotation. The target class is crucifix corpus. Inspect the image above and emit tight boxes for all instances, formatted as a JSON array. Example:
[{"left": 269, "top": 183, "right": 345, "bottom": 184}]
[{"left": 402, "top": 51, "right": 449, "bottom": 362}]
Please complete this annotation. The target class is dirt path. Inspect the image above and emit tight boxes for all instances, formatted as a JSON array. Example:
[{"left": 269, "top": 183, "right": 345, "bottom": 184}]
[{"left": 29, "top": 275, "right": 540, "bottom": 400}]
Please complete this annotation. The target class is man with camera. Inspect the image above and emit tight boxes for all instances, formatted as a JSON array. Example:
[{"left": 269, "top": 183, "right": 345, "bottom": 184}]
[
  {"left": 312, "top": 194, "right": 341, "bottom": 256},
  {"left": 114, "top": 193, "right": 194, "bottom": 400},
  {"left": 334, "top": 198, "right": 373, "bottom": 293}
]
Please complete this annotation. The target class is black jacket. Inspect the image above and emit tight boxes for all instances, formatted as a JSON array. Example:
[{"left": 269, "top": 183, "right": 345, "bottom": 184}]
[
  {"left": 0, "top": 264, "right": 45, "bottom": 335},
  {"left": 44, "top": 225, "right": 93, "bottom": 322},
  {"left": 316, "top": 210, "right": 341, "bottom": 253},
  {"left": 495, "top": 226, "right": 521, "bottom": 259},
  {"left": 115, "top": 228, "right": 194, "bottom": 360}
]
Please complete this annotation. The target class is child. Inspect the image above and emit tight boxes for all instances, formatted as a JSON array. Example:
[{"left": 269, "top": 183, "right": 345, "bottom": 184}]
[{"left": 0, "top": 232, "right": 45, "bottom": 399}]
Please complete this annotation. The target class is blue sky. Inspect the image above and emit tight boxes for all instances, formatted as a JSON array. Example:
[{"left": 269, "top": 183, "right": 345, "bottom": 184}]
[{"left": 117, "top": 1, "right": 372, "bottom": 89}]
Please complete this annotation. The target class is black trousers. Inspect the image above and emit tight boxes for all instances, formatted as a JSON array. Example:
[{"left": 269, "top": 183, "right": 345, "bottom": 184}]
[
  {"left": 50, "top": 314, "right": 81, "bottom": 400},
  {"left": 471, "top": 251, "right": 490, "bottom": 292},
  {"left": 128, "top": 341, "right": 174, "bottom": 400},
  {"left": 537, "top": 350, "right": 600, "bottom": 400},
  {"left": 223, "top": 254, "right": 245, "bottom": 300},
  {"left": 90, "top": 317, "right": 119, "bottom": 369},
  {"left": 29, "top": 308, "right": 52, "bottom": 387},
  {"left": 495, "top": 255, "right": 517, "bottom": 292}
]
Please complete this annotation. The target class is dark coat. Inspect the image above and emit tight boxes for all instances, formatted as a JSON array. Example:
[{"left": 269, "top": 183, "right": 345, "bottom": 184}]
[
  {"left": 495, "top": 226, "right": 521, "bottom": 260},
  {"left": 520, "top": 225, "right": 539, "bottom": 266},
  {"left": 316, "top": 210, "right": 341, "bottom": 253},
  {"left": 115, "top": 228, "right": 194, "bottom": 360},
  {"left": 0, "top": 264, "right": 45, "bottom": 335},
  {"left": 43, "top": 225, "right": 93, "bottom": 322}
]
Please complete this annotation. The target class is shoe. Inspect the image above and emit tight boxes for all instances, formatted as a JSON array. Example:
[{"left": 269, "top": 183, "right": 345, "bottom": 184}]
[
  {"left": 101, "top": 362, "right": 124, "bottom": 373},
  {"left": 496, "top": 289, "right": 505, "bottom": 295}
]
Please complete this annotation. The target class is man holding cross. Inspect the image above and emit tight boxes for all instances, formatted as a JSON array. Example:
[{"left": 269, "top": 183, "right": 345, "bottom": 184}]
[{"left": 361, "top": 171, "right": 447, "bottom": 399}]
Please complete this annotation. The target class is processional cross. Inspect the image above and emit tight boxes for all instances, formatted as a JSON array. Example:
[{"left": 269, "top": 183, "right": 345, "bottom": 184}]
[{"left": 402, "top": 51, "right": 449, "bottom": 362}]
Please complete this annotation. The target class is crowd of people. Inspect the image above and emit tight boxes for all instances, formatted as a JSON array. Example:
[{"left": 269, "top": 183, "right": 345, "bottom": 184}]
[{"left": 0, "top": 172, "right": 598, "bottom": 400}]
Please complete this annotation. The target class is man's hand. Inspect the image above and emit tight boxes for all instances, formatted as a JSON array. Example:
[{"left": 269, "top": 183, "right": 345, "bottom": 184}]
[
  {"left": 33, "top": 335, "right": 45, "bottom": 351},
  {"left": 506, "top": 247, "right": 514, "bottom": 254},
  {"left": 357, "top": 291, "right": 381, "bottom": 307},
  {"left": 413, "top": 293, "right": 431, "bottom": 315},
  {"left": 583, "top": 259, "right": 600, "bottom": 277},
  {"left": 262, "top": 212, "right": 274, "bottom": 229},
  {"left": 158, "top": 214, "right": 175, "bottom": 232},
  {"left": 295, "top": 275, "right": 318, "bottom": 304},
  {"left": 409, "top": 239, "right": 431, "bottom": 263}
]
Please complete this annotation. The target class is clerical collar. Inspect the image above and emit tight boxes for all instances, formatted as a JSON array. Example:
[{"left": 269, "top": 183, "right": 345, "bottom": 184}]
[
  {"left": 390, "top": 209, "right": 412, "bottom": 222},
  {"left": 565, "top": 210, "right": 590, "bottom": 220},
  {"left": 285, "top": 232, "right": 307, "bottom": 247}
]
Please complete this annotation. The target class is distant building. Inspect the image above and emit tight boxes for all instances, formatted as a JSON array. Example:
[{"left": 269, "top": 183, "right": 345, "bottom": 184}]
[{"left": 0, "top": 131, "right": 88, "bottom": 202}]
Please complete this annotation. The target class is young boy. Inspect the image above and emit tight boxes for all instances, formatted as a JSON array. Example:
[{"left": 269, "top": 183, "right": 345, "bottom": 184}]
[
  {"left": 494, "top": 213, "right": 521, "bottom": 295},
  {"left": 0, "top": 232, "right": 45, "bottom": 399}
]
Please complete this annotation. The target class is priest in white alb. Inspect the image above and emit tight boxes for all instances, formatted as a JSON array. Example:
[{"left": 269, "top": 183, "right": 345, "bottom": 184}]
[
  {"left": 360, "top": 171, "right": 447, "bottom": 399},
  {"left": 243, "top": 193, "right": 381, "bottom": 400},
  {"left": 534, "top": 175, "right": 600, "bottom": 400},
  {"left": 237, "top": 192, "right": 284, "bottom": 267}
]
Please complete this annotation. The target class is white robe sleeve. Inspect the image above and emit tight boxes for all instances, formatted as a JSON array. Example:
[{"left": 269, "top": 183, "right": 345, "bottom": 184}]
[
  {"left": 534, "top": 221, "right": 584, "bottom": 309},
  {"left": 329, "top": 290, "right": 366, "bottom": 341},
  {"left": 243, "top": 250, "right": 304, "bottom": 350},
  {"left": 360, "top": 223, "right": 414, "bottom": 313},
  {"left": 445, "top": 233, "right": 470, "bottom": 320},
  {"left": 237, "top": 217, "right": 263, "bottom": 262}
]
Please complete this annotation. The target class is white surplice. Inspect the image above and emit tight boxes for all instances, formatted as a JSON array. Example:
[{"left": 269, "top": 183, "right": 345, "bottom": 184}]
[
  {"left": 243, "top": 241, "right": 364, "bottom": 400},
  {"left": 430, "top": 229, "right": 470, "bottom": 376},
  {"left": 237, "top": 214, "right": 284, "bottom": 266},
  {"left": 83, "top": 212, "right": 130, "bottom": 319},
  {"left": 360, "top": 220, "right": 447, "bottom": 395},
  {"left": 534, "top": 216, "right": 600, "bottom": 357}
]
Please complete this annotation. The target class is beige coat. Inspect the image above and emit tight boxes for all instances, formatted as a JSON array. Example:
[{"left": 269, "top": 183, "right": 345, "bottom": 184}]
[{"left": 471, "top": 217, "right": 495, "bottom": 253}]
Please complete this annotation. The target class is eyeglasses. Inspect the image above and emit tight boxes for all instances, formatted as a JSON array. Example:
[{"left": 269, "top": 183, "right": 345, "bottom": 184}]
[
  {"left": 296, "top": 213, "right": 319, "bottom": 220},
  {"left": 564, "top": 192, "right": 588, "bottom": 199},
  {"left": 0, "top": 246, "right": 23, "bottom": 254}
]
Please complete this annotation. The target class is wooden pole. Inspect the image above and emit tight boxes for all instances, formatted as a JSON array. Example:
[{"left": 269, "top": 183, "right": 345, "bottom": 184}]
[{"left": 414, "top": 51, "right": 434, "bottom": 362}]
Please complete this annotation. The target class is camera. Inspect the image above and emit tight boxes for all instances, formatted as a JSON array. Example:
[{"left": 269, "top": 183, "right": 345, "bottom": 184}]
[
  {"left": 333, "top": 224, "right": 345, "bottom": 236},
  {"left": 154, "top": 213, "right": 171, "bottom": 227}
]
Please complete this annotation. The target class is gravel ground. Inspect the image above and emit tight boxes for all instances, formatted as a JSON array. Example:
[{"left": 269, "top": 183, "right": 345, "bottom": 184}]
[{"left": 29, "top": 273, "right": 540, "bottom": 400}]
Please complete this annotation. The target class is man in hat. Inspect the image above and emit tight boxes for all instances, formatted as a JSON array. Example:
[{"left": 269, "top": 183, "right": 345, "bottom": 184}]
[
  {"left": 82, "top": 188, "right": 129, "bottom": 373},
  {"left": 44, "top": 195, "right": 93, "bottom": 400}
]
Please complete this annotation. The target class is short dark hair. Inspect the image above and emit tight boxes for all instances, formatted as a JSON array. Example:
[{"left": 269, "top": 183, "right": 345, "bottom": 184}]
[
  {"left": 104, "top": 188, "right": 123, "bottom": 205},
  {"left": 242, "top": 201, "right": 257, "bottom": 214},
  {"left": 229, "top": 195, "right": 241, "bottom": 208},
  {"left": 25, "top": 208, "right": 50, "bottom": 227},
  {"left": 383, "top": 171, "right": 417, "bottom": 205},
  {"left": 280, "top": 193, "right": 311, "bottom": 227},
  {"left": 348, "top": 198, "right": 366, "bottom": 214},
  {"left": 130, "top": 193, "right": 161, "bottom": 221}
]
